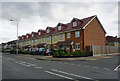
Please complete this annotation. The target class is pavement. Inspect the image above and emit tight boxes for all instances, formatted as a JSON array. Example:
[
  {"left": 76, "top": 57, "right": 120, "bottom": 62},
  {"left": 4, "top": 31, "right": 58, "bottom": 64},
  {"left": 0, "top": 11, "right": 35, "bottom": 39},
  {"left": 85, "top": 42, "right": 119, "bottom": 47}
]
[
  {"left": 1, "top": 53, "right": 119, "bottom": 81},
  {"left": 35, "top": 54, "right": 119, "bottom": 61}
]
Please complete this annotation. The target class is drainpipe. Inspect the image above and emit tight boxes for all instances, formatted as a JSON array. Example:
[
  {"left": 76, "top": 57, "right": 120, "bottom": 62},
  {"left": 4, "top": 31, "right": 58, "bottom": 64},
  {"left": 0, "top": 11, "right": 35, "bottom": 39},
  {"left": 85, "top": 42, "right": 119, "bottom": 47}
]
[
  {"left": 82, "top": 29, "right": 84, "bottom": 51},
  {"left": 50, "top": 34, "right": 52, "bottom": 49}
]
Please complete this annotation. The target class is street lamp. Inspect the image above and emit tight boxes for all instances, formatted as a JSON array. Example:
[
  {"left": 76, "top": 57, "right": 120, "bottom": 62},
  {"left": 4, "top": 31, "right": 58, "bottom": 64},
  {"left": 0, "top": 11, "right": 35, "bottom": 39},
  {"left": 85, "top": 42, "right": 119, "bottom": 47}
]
[{"left": 10, "top": 19, "right": 18, "bottom": 54}]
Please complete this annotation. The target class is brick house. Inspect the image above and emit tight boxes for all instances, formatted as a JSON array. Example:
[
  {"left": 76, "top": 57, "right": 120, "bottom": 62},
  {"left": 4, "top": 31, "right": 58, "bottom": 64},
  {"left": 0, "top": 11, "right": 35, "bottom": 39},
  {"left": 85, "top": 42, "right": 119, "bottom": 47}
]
[{"left": 18, "top": 15, "right": 106, "bottom": 52}]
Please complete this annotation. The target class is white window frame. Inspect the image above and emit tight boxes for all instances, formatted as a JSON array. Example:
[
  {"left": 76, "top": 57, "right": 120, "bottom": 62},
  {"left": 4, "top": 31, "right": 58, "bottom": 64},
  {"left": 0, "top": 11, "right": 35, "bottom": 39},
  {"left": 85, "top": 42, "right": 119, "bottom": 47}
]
[
  {"left": 73, "top": 21, "right": 77, "bottom": 27},
  {"left": 26, "top": 35, "right": 28, "bottom": 38},
  {"left": 67, "top": 33, "right": 70, "bottom": 38},
  {"left": 39, "top": 39, "right": 41, "bottom": 42},
  {"left": 75, "top": 31, "right": 80, "bottom": 37},
  {"left": 47, "top": 29, "right": 49, "bottom": 33},
  {"left": 38, "top": 32, "right": 41, "bottom": 35},
  {"left": 58, "top": 26, "right": 61, "bottom": 30},
  {"left": 35, "top": 39, "right": 37, "bottom": 42},
  {"left": 75, "top": 44, "right": 80, "bottom": 50},
  {"left": 43, "top": 38, "right": 45, "bottom": 41},
  {"left": 32, "top": 34, "right": 34, "bottom": 37},
  {"left": 60, "top": 34, "right": 63, "bottom": 39},
  {"left": 32, "top": 40, "right": 33, "bottom": 43},
  {"left": 54, "top": 36, "right": 56, "bottom": 40},
  {"left": 47, "top": 37, "right": 49, "bottom": 40}
]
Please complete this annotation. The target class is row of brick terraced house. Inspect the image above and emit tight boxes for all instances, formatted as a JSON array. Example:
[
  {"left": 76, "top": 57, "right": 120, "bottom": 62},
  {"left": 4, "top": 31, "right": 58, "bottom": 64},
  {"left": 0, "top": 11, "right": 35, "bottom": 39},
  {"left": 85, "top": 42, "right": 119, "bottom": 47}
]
[{"left": 18, "top": 15, "right": 106, "bottom": 52}]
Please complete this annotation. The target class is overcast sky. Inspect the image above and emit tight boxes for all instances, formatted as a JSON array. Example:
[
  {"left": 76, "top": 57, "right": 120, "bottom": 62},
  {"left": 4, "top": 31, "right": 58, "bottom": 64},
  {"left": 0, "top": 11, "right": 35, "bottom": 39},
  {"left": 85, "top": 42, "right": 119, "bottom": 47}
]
[{"left": 0, "top": 0, "right": 119, "bottom": 43}]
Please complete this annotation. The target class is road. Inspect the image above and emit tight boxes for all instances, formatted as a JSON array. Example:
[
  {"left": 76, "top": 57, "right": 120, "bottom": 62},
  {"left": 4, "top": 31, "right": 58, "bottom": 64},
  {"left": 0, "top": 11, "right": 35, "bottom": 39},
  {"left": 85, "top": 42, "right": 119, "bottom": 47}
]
[{"left": 1, "top": 53, "right": 119, "bottom": 81}]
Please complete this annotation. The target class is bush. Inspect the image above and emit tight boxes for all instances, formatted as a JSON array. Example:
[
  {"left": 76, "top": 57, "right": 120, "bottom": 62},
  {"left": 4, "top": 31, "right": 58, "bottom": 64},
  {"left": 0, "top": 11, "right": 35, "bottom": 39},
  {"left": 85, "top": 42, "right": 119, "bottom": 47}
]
[
  {"left": 23, "top": 51, "right": 30, "bottom": 54},
  {"left": 53, "top": 49, "right": 66, "bottom": 56}
]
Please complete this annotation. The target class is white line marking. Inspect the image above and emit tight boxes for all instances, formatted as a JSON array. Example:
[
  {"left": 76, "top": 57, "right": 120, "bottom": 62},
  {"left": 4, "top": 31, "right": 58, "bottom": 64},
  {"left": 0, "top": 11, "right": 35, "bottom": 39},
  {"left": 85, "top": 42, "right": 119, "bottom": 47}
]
[
  {"left": 52, "top": 69, "right": 93, "bottom": 80},
  {"left": 26, "top": 63, "right": 37, "bottom": 66},
  {"left": 114, "top": 65, "right": 120, "bottom": 71},
  {"left": 45, "top": 70, "right": 75, "bottom": 80},
  {"left": 34, "top": 67, "right": 42, "bottom": 69},
  {"left": 84, "top": 66, "right": 90, "bottom": 68},
  {"left": 92, "top": 67, "right": 99, "bottom": 69},
  {"left": 103, "top": 68, "right": 110, "bottom": 70}
]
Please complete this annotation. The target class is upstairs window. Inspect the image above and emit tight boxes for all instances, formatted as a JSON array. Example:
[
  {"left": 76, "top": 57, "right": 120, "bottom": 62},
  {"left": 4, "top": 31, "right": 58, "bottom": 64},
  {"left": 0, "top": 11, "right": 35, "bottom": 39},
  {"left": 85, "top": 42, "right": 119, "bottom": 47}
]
[
  {"left": 26, "top": 35, "right": 28, "bottom": 38},
  {"left": 35, "top": 39, "right": 37, "bottom": 42},
  {"left": 54, "top": 36, "right": 56, "bottom": 40},
  {"left": 60, "top": 34, "right": 63, "bottom": 39},
  {"left": 39, "top": 39, "right": 41, "bottom": 42},
  {"left": 73, "top": 21, "right": 77, "bottom": 27},
  {"left": 43, "top": 38, "right": 45, "bottom": 41},
  {"left": 38, "top": 32, "right": 41, "bottom": 35},
  {"left": 67, "top": 33, "right": 70, "bottom": 38},
  {"left": 58, "top": 26, "right": 61, "bottom": 30},
  {"left": 47, "top": 37, "right": 49, "bottom": 40},
  {"left": 32, "top": 34, "right": 34, "bottom": 37},
  {"left": 75, "top": 31, "right": 80, "bottom": 37},
  {"left": 47, "top": 29, "right": 49, "bottom": 33}
]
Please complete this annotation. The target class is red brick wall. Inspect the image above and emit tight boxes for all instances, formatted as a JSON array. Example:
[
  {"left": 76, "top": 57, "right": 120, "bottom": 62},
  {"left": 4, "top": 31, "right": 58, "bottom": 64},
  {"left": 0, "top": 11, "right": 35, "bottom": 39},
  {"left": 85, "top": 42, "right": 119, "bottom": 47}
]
[
  {"left": 65, "top": 30, "right": 84, "bottom": 51},
  {"left": 84, "top": 17, "right": 106, "bottom": 49}
]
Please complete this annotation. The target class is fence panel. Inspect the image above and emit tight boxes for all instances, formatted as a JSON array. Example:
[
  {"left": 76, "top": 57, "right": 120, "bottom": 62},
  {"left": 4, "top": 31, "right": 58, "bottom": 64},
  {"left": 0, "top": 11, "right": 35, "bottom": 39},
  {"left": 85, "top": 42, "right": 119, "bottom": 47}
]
[{"left": 88, "top": 45, "right": 119, "bottom": 56}]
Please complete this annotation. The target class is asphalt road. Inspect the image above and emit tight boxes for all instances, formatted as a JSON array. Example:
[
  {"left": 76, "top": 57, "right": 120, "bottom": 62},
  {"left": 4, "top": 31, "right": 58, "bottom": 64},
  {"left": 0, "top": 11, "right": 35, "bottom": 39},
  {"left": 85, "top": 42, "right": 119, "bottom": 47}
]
[{"left": 1, "top": 53, "right": 119, "bottom": 81}]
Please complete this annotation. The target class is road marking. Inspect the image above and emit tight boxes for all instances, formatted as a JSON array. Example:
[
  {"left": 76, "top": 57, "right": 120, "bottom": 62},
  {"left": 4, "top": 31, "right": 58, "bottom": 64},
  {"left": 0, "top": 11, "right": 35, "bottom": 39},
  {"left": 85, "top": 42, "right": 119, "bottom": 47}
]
[
  {"left": 92, "top": 67, "right": 99, "bottom": 69},
  {"left": 26, "top": 63, "right": 37, "bottom": 66},
  {"left": 52, "top": 69, "right": 94, "bottom": 80},
  {"left": 114, "top": 65, "right": 120, "bottom": 71},
  {"left": 76, "top": 65, "right": 81, "bottom": 66},
  {"left": 103, "top": 68, "right": 110, "bottom": 70},
  {"left": 45, "top": 70, "right": 75, "bottom": 80},
  {"left": 34, "top": 67, "right": 42, "bottom": 69},
  {"left": 84, "top": 66, "right": 90, "bottom": 68},
  {"left": 64, "top": 62, "right": 68, "bottom": 64},
  {"left": 18, "top": 63, "right": 31, "bottom": 67}
]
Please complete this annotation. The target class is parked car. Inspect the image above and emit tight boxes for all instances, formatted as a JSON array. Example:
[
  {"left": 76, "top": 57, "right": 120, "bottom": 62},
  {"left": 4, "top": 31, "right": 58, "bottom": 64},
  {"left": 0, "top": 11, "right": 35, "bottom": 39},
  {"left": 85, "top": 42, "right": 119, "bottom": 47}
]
[
  {"left": 38, "top": 48, "right": 46, "bottom": 55},
  {"left": 45, "top": 49, "right": 54, "bottom": 55}
]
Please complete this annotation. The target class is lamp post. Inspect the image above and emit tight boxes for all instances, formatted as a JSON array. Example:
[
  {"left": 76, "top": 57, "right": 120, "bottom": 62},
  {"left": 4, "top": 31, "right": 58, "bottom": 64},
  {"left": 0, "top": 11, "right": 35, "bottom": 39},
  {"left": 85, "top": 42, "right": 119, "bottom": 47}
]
[{"left": 10, "top": 19, "right": 18, "bottom": 54}]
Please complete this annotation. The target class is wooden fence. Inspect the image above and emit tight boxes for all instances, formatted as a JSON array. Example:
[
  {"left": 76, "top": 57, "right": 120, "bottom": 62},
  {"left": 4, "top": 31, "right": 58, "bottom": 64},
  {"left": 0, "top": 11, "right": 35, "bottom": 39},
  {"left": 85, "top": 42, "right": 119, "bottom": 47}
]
[{"left": 86, "top": 45, "right": 120, "bottom": 56}]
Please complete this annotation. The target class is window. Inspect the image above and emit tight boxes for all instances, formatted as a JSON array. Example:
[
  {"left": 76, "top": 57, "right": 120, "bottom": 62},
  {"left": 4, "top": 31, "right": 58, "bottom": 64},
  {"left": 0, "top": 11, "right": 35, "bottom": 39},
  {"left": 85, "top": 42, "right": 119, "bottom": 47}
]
[
  {"left": 35, "top": 39, "right": 37, "bottom": 42},
  {"left": 47, "top": 37, "right": 49, "bottom": 40},
  {"left": 54, "top": 45, "right": 57, "bottom": 49},
  {"left": 60, "top": 34, "right": 63, "bottom": 39},
  {"left": 29, "top": 41, "right": 30, "bottom": 44},
  {"left": 43, "top": 38, "right": 45, "bottom": 41},
  {"left": 22, "top": 37, "right": 23, "bottom": 39},
  {"left": 73, "top": 21, "right": 77, "bottom": 27},
  {"left": 32, "top": 40, "right": 33, "bottom": 43},
  {"left": 75, "top": 31, "right": 80, "bottom": 37},
  {"left": 54, "top": 36, "right": 56, "bottom": 40},
  {"left": 39, "top": 39, "right": 41, "bottom": 42},
  {"left": 26, "top": 35, "right": 28, "bottom": 38},
  {"left": 47, "top": 29, "right": 49, "bottom": 33},
  {"left": 38, "top": 32, "right": 41, "bottom": 35},
  {"left": 47, "top": 45, "right": 49, "bottom": 49},
  {"left": 32, "top": 34, "right": 34, "bottom": 37},
  {"left": 67, "top": 33, "right": 70, "bottom": 38},
  {"left": 76, "top": 44, "right": 80, "bottom": 50},
  {"left": 58, "top": 26, "right": 61, "bottom": 30}
]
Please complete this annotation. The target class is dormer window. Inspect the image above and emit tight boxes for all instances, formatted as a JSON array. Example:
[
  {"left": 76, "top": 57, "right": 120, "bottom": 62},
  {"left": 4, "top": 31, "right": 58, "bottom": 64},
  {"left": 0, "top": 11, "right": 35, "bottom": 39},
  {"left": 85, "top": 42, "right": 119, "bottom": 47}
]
[
  {"left": 47, "top": 29, "right": 49, "bottom": 33},
  {"left": 32, "top": 33, "right": 34, "bottom": 37},
  {"left": 38, "top": 32, "right": 41, "bottom": 35},
  {"left": 58, "top": 26, "right": 61, "bottom": 30},
  {"left": 26, "top": 35, "right": 28, "bottom": 38},
  {"left": 73, "top": 21, "right": 77, "bottom": 27}
]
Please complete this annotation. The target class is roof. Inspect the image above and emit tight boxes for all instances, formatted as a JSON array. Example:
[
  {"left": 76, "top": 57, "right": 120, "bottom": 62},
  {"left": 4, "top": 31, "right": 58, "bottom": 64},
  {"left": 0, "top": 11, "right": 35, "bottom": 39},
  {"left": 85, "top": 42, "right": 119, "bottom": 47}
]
[
  {"left": 36, "top": 43, "right": 46, "bottom": 46},
  {"left": 55, "top": 40, "right": 73, "bottom": 45},
  {"left": 106, "top": 36, "right": 118, "bottom": 42},
  {"left": 19, "top": 15, "right": 106, "bottom": 40}
]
